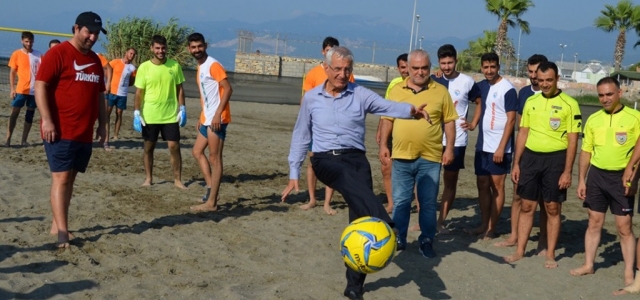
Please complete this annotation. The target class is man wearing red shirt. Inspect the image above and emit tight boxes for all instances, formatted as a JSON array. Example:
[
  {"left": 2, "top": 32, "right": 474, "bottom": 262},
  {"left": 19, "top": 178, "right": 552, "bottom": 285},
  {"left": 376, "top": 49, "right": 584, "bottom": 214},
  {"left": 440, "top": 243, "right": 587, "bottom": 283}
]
[{"left": 35, "top": 11, "right": 108, "bottom": 249}]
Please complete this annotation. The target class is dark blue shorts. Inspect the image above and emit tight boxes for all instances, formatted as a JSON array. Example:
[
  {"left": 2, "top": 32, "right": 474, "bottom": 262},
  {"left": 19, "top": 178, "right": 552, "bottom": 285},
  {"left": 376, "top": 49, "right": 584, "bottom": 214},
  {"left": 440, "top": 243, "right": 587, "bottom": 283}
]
[
  {"left": 12, "top": 94, "right": 36, "bottom": 109},
  {"left": 474, "top": 151, "right": 512, "bottom": 176},
  {"left": 198, "top": 124, "right": 228, "bottom": 141},
  {"left": 44, "top": 140, "right": 93, "bottom": 173},
  {"left": 107, "top": 94, "right": 127, "bottom": 110},
  {"left": 443, "top": 146, "right": 466, "bottom": 172}
]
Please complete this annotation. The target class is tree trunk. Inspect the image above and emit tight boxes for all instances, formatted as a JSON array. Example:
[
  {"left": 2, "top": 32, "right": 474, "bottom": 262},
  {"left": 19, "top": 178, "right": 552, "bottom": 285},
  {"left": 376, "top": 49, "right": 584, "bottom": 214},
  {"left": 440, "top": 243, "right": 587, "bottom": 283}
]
[
  {"left": 495, "top": 20, "right": 508, "bottom": 57},
  {"left": 614, "top": 29, "right": 626, "bottom": 71}
]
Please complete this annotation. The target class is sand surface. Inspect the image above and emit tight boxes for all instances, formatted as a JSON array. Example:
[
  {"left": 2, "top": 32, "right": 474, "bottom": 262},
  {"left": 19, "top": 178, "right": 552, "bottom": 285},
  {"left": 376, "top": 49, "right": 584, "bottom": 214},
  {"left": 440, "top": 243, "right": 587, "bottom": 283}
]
[{"left": 0, "top": 94, "right": 636, "bottom": 299}]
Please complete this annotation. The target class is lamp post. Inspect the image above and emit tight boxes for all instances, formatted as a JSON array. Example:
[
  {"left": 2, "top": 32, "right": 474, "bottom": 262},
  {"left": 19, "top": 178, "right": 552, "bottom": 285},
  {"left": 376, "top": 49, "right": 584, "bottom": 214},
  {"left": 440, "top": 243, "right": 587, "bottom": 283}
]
[
  {"left": 515, "top": 28, "right": 522, "bottom": 77},
  {"left": 409, "top": 0, "right": 417, "bottom": 51},
  {"left": 419, "top": 36, "right": 424, "bottom": 50},
  {"left": 559, "top": 44, "right": 567, "bottom": 75},
  {"left": 414, "top": 15, "right": 421, "bottom": 50}
]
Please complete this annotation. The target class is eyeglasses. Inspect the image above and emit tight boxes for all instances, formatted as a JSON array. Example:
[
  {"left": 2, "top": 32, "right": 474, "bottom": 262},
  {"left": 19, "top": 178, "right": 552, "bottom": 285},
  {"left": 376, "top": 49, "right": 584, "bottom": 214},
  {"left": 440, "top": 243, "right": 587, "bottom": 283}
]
[{"left": 327, "top": 64, "right": 353, "bottom": 75}]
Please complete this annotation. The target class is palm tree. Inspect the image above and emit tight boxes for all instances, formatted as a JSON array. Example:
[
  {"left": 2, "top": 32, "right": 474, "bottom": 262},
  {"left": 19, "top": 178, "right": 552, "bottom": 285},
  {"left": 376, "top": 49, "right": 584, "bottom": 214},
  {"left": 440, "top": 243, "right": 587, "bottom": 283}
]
[
  {"left": 458, "top": 30, "right": 516, "bottom": 72},
  {"left": 595, "top": 0, "right": 640, "bottom": 71},
  {"left": 485, "top": 0, "right": 534, "bottom": 58}
]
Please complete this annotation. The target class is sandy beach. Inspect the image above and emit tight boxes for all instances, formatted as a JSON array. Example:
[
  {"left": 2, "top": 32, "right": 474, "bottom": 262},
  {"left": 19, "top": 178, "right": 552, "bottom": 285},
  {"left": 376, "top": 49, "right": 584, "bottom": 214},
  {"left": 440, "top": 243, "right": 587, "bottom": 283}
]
[{"left": 0, "top": 93, "right": 636, "bottom": 299}]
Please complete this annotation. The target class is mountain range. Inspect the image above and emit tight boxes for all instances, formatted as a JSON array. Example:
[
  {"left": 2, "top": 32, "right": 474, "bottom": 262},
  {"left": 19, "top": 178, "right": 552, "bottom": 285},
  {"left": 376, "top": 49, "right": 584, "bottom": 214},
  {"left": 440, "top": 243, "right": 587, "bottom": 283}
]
[
  {"left": 190, "top": 13, "right": 640, "bottom": 71},
  {"left": 3, "top": 11, "right": 640, "bottom": 71}
]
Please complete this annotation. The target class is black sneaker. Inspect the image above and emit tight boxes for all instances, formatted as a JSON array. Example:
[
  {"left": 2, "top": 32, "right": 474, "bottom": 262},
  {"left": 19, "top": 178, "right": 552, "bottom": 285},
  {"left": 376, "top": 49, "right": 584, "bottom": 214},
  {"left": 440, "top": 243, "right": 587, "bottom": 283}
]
[
  {"left": 419, "top": 239, "right": 436, "bottom": 258},
  {"left": 396, "top": 239, "right": 406, "bottom": 251},
  {"left": 343, "top": 288, "right": 363, "bottom": 300}
]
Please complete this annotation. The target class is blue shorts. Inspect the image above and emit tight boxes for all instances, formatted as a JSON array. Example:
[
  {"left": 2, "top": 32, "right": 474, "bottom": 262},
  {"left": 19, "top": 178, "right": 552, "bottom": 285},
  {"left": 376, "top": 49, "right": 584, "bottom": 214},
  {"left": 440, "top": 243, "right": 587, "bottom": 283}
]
[
  {"left": 12, "top": 94, "right": 36, "bottom": 109},
  {"left": 443, "top": 146, "right": 467, "bottom": 172},
  {"left": 474, "top": 151, "right": 512, "bottom": 176},
  {"left": 107, "top": 94, "right": 127, "bottom": 110},
  {"left": 199, "top": 124, "right": 228, "bottom": 141},
  {"left": 44, "top": 140, "right": 93, "bottom": 173}
]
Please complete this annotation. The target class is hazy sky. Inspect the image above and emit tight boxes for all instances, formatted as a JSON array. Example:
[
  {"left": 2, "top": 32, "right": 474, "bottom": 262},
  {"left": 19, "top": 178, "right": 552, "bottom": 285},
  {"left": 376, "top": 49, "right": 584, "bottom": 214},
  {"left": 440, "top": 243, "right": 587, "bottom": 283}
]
[{"left": 0, "top": 0, "right": 622, "bottom": 40}]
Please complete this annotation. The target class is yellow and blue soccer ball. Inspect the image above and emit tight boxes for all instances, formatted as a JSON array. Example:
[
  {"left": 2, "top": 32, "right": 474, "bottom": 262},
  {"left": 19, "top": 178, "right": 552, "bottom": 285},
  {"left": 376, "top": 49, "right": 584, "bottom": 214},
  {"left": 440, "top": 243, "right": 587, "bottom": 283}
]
[{"left": 340, "top": 216, "right": 396, "bottom": 274}]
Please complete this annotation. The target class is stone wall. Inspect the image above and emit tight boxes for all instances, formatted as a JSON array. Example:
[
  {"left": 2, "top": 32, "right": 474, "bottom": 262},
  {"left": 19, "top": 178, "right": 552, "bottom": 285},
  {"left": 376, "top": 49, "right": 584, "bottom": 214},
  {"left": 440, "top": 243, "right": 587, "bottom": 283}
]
[
  {"left": 234, "top": 53, "right": 280, "bottom": 76},
  {"left": 235, "top": 52, "right": 393, "bottom": 80}
]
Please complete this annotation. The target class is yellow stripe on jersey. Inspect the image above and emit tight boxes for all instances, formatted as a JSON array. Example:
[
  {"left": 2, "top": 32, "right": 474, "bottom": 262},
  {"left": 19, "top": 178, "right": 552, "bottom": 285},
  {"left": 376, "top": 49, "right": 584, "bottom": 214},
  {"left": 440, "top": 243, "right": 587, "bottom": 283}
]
[
  {"left": 521, "top": 92, "right": 582, "bottom": 153},
  {"left": 582, "top": 106, "right": 640, "bottom": 170}
]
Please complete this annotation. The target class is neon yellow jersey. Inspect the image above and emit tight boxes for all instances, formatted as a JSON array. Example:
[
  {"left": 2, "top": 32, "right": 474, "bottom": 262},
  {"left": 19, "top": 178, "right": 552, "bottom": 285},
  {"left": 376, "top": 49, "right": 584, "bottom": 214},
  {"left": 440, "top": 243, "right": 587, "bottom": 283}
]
[
  {"left": 135, "top": 59, "right": 185, "bottom": 124},
  {"left": 582, "top": 106, "right": 640, "bottom": 170},
  {"left": 385, "top": 76, "right": 404, "bottom": 98},
  {"left": 521, "top": 92, "right": 581, "bottom": 153}
]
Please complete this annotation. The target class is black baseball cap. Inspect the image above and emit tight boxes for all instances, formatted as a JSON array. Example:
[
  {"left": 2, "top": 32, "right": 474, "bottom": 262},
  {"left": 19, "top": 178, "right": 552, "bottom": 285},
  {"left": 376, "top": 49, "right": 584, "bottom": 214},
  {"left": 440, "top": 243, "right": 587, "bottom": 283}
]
[{"left": 75, "top": 11, "right": 107, "bottom": 35}]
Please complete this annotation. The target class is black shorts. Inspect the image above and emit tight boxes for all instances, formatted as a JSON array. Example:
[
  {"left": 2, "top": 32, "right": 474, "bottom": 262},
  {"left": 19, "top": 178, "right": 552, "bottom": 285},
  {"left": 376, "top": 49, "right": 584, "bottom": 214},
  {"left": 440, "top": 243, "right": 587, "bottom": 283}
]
[
  {"left": 142, "top": 122, "right": 180, "bottom": 142},
  {"left": 474, "top": 151, "right": 512, "bottom": 176},
  {"left": 44, "top": 140, "right": 92, "bottom": 173},
  {"left": 584, "top": 166, "right": 634, "bottom": 216},
  {"left": 517, "top": 149, "right": 567, "bottom": 202},
  {"left": 443, "top": 146, "right": 467, "bottom": 172}
]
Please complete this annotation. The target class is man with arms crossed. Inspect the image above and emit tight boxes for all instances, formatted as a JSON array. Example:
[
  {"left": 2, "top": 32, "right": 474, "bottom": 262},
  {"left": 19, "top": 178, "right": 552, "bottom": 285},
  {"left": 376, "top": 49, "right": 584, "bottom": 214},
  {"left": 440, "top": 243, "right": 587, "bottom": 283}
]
[
  {"left": 505, "top": 62, "right": 581, "bottom": 268},
  {"left": 36, "top": 11, "right": 107, "bottom": 248},
  {"left": 467, "top": 53, "right": 517, "bottom": 240},
  {"left": 133, "top": 35, "right": 187, "bottom": 189},
  {"left": 376, "top": 53, "right": 408, "bottom": 213},
  {"left": 107, "top": 47, "right": 137, "bottom": 141},
  {"left": 569, "top": 77, "right": 639, "bottom": 289},
  {"left": 187, "top": 33, "right": 233, "bottom": 212},
  {"left": 282, "top": 47, "right": 429, "bottom": 300},
  {"left": 379, "top": 49, "right": 457, "bottom": 257},
  {"left": 6, "top": 31, "right": 42, "bottom": 147},
  {"left": 432, "top": 44, "right": 481, "bottom": 234},
  {"left": 293, "top": 36, "right": 354, "bottom": 215},
  {"left": 495, "top": 54, "right": 549, "bottom": 248}
]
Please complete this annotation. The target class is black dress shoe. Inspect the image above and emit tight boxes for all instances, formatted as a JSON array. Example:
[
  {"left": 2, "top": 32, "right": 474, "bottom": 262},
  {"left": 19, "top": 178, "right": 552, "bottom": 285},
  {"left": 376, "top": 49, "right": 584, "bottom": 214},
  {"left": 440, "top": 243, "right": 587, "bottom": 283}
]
[{"left": 343, "top": 288, "right": 363, "bottom": 300}]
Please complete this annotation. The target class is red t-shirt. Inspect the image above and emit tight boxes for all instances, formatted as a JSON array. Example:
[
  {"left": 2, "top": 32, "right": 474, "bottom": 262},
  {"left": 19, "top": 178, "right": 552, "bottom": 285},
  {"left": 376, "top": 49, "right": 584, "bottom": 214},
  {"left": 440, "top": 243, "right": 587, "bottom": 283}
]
[{"left": 36, "top": 41, "right": 105, "bottom": 143}]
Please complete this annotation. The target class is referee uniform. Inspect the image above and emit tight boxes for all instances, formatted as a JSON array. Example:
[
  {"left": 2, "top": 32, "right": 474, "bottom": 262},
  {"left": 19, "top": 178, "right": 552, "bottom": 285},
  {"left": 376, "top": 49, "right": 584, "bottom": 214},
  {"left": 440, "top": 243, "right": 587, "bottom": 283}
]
[
  {"left": 517, "top": 91, "right": 582, "bottom": 201},
  {"left": 582, "top": 105, "right": 640, "bottom": 214}
]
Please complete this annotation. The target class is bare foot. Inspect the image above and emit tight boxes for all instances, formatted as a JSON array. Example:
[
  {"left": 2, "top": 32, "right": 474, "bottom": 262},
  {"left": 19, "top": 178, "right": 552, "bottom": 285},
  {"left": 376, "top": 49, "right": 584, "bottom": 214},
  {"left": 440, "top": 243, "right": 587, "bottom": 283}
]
[
  {"left": 4, "top": 139, "right": 10, "bottom": 147},
  {"left": 141, "top": 180, "right": 152, "bottom": 187},
  {"left": 437, "top": 225, "right": 451, "bottom": 235},
  {"left": 174, "top": 180, "right": 188, "bottom": 189},
  {"left": 482, "top": 232, "right": 497, "bottom": 241},
  {"left": 493, "top": 239, "right": 516, "bottom": 247},
  {"left": 614, "top": 283, "right": 640, "bottom": 295},
  {"left": 190, "top": 203, "right": 218, "bottom": 212},
  {"left": 409, "top": 224, "right": 421, "bottom": 231},
  {"left": 323, "top": 206, "right": 337, "bottom": 215},
  {"left": 112, "top": 136, "right": 119, "bottom": 140},
  {"left": 21, "top": 141, "right": 31, "bottom": 146},
  {"left": 570, "top": 265, "right": 594, "bottom": 277},
  {"left": 300, "top": 201, "right": 317, "bottom": 210},
  {"left": 55, "top": 241, "right": 70, "bottom": 250},
  {"left": 464, "top": 226, "right": 486, "bottom": 236},
  {"left": 503, "top": 252, "right": 523, "bottom": 263},
  {"left": 103, "top": 143, "right": 113, "bottom": 152},
  {"left": 544, "top": 258, "right": 558, "bottom": 269},
  {"left": 625, "top": 271, "right": 635, "bottom": 286},
  {"left": 50, "top": 224, "right": 75, "bottom": 240},
  {"left": 536, "top": 247, "right": 548, "bottom": 256}
]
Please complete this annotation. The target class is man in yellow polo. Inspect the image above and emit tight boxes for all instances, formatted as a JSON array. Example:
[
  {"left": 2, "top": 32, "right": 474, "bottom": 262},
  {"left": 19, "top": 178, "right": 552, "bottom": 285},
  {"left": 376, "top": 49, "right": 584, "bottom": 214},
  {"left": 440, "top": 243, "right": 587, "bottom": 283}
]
[
  {"left": 504, "top": 61, "right": 581, "bottom": 269},
  {"left": 379, "top": 49, "right": 457, "bottom": 258},
  {"left": 569, "top": 77, "right": 640, "bottom": 293}
]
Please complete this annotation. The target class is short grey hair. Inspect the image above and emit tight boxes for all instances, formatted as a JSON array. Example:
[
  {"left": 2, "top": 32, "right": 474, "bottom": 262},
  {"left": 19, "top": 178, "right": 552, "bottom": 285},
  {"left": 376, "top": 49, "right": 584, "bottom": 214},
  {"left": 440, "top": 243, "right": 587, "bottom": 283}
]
[
  {"left": 407, "top": 49, "right": 431, "bottom": 65},
  {"left": 325, "top": 46, "right": 354, "bottom": 66}
]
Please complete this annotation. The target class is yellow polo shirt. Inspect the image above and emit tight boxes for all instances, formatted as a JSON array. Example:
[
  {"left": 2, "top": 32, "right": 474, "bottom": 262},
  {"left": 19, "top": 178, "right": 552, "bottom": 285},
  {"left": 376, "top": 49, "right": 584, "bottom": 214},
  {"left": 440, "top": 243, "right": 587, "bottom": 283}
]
[{"left": 384, "top": 78, "right": 458, "bottom": 163}]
